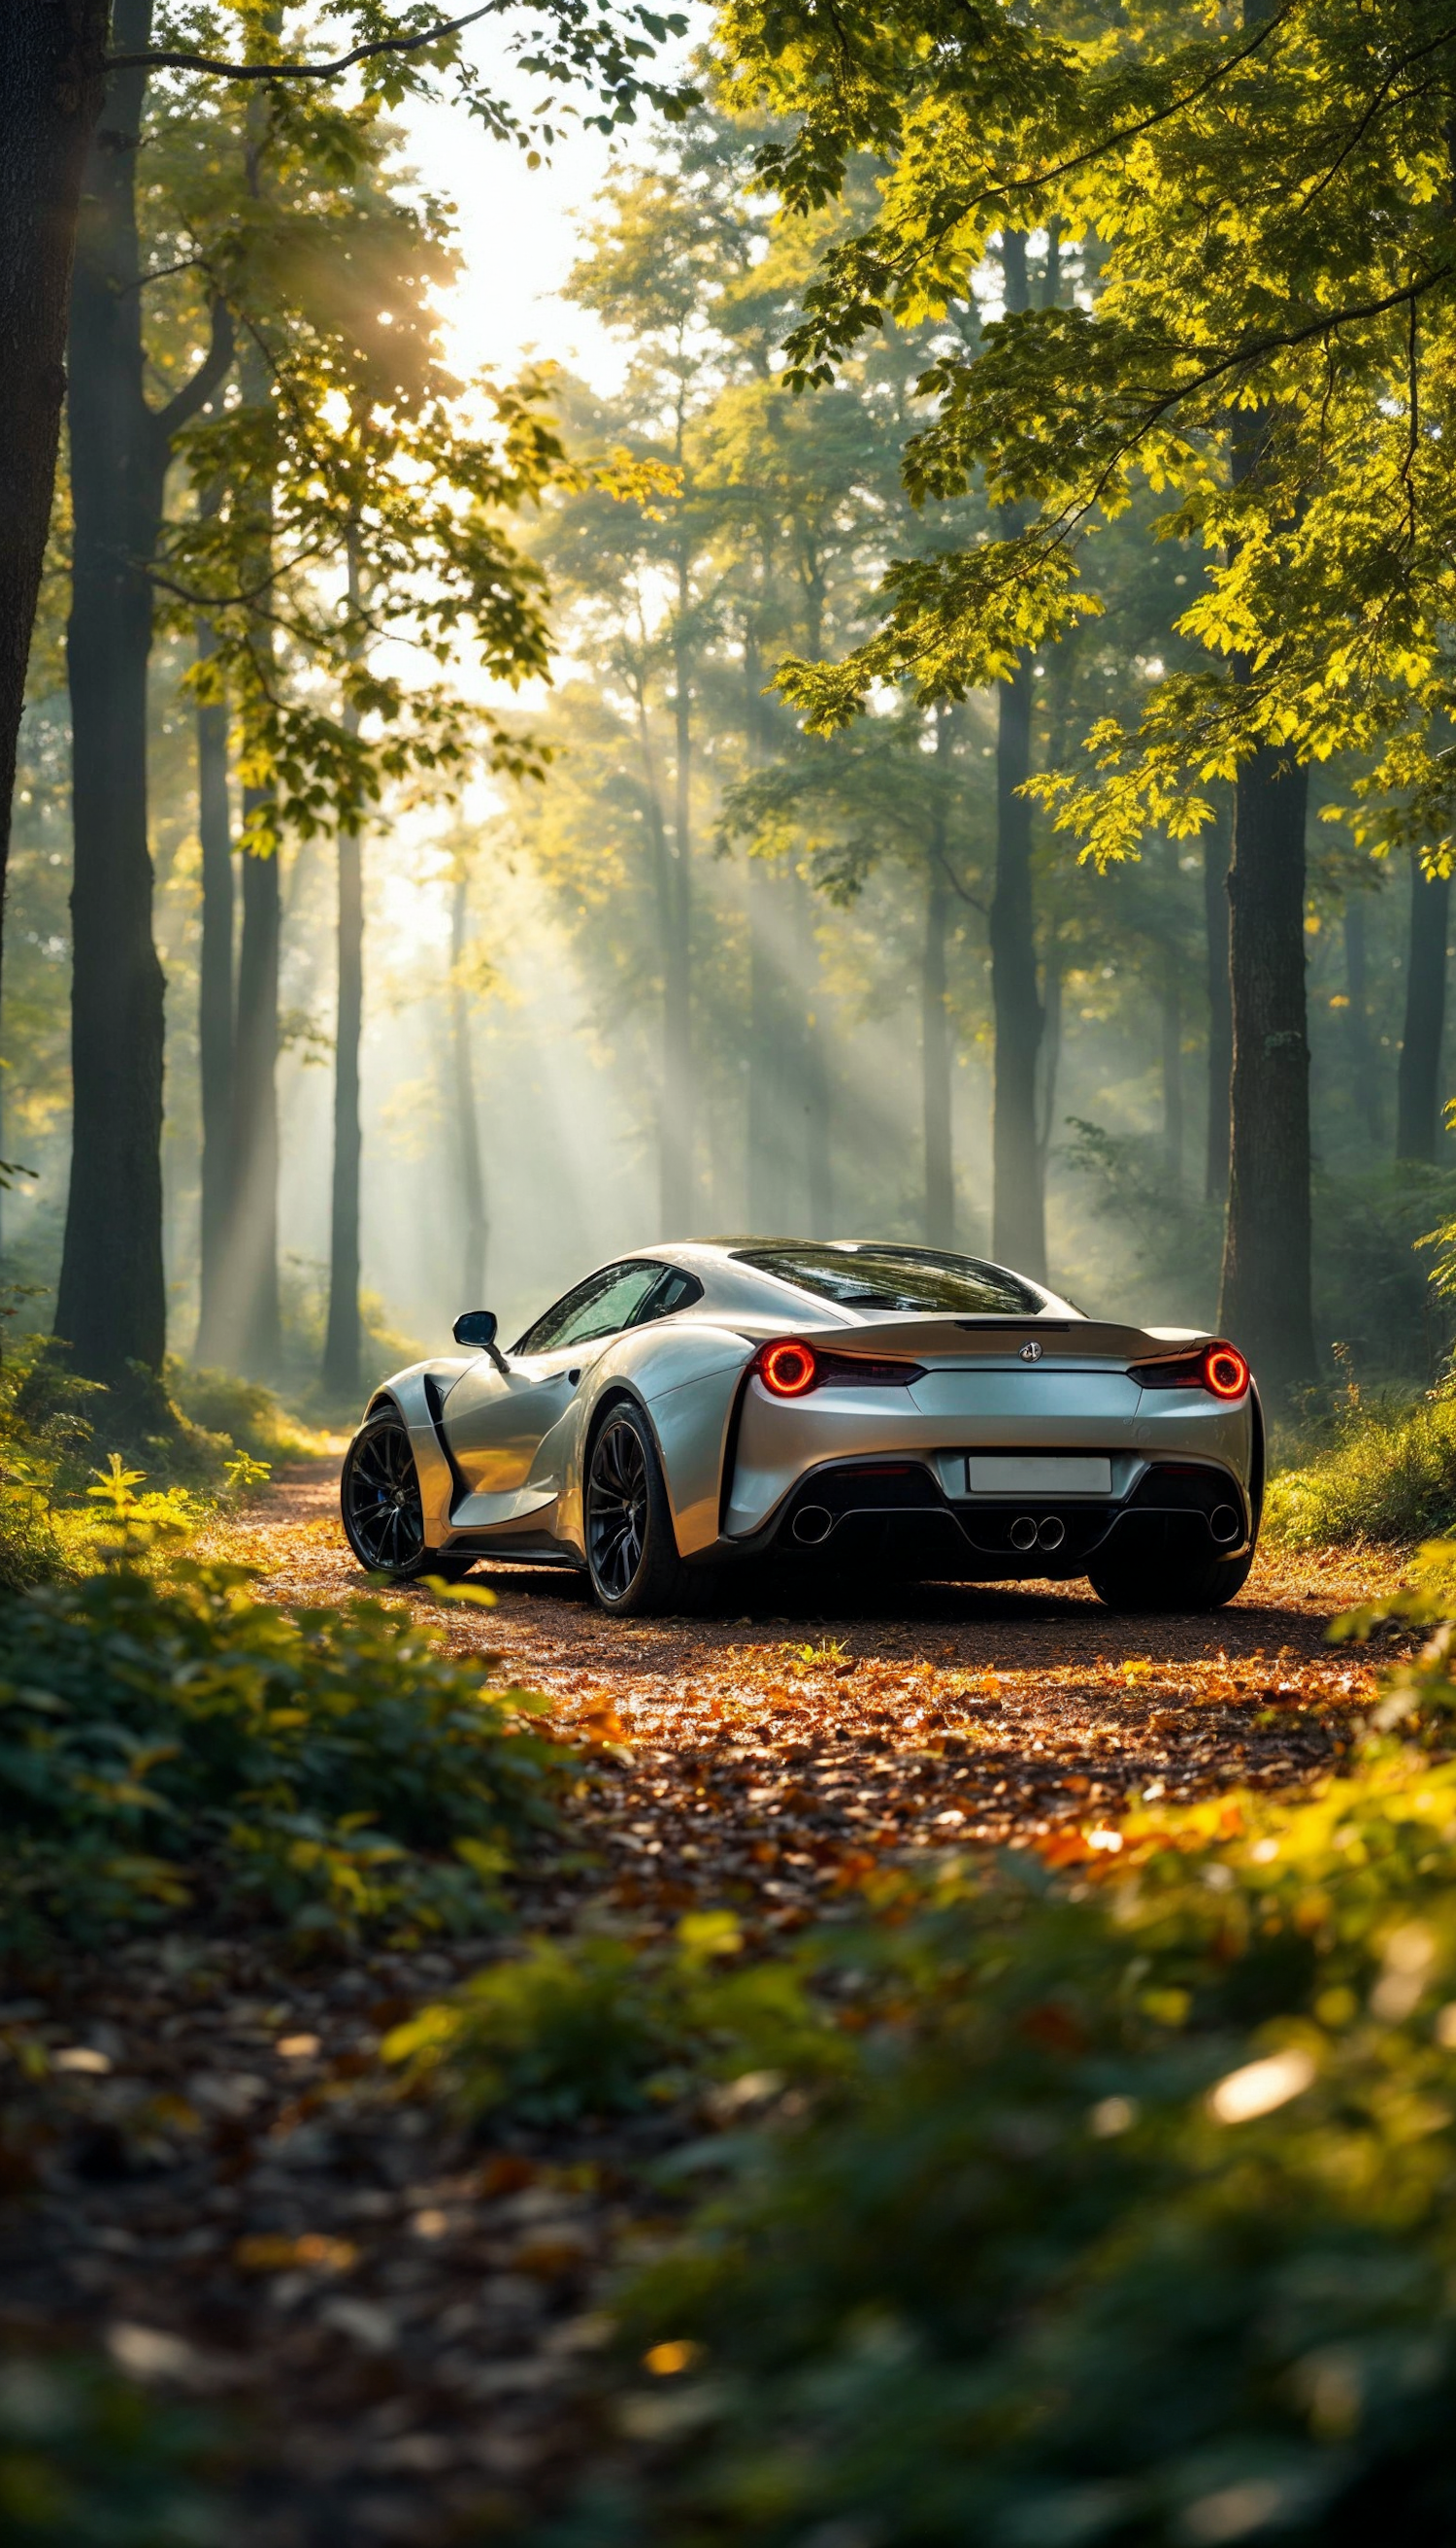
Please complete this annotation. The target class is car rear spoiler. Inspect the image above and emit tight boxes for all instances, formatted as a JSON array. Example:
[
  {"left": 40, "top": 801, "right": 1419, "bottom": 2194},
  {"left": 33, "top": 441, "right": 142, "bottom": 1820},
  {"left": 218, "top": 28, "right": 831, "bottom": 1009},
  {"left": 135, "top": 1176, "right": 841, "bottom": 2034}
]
[{"left": 806, "top": 1317, "right": 1213, "bottom": 1366}]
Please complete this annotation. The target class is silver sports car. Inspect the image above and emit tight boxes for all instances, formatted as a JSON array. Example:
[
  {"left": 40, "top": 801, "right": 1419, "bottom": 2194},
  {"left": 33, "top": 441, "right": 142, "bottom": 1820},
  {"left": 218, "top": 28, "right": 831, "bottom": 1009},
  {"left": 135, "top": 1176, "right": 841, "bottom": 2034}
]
[
  {"left": 341, "top": 1241, "right": 1261, "bottom": 1613},
  {"left": 341, "top": 1241, "right": 1260, "bottom": 1615}
]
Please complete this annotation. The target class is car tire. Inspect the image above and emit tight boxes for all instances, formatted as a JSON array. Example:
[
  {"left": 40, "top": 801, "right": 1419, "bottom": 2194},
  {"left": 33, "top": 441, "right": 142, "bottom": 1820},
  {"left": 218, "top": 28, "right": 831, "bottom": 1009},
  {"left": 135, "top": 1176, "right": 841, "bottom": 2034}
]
[
  {"left": 584, "top": 1402, "right": 712, "bottom": 1616},
  {"left": 1087, "top": 1544, "right": 1255, "bottom": 1613},
  {"left": 341, "top": 1406, "right": 469, "bottom": 1581}
]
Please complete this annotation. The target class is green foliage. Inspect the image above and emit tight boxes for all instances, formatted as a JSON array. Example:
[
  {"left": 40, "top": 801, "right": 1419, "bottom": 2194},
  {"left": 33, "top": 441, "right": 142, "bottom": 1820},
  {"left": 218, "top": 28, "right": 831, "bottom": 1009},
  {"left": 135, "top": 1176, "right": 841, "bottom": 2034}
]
[
  {"left": 1267, "top": 1392, "right": 1456, "bottom": 1549},
  {"left": 0, "top": 1562, "right": 565, "bottom": 1956},
  {"left": 0, "top": 2351, "right": 227, "bottom": 2547},
  {"left": 713, "top": 0, "right": 1456, "bottom": 854},
  {"left": 385, "top": 1910, "right": 841, "bottom": 2126},
  {"left": 542, "top": 1561, "right": 1456, "bottom": 2545},
  {"left": 163, "top": 1362, "right": 323, "bottom": 1467}
]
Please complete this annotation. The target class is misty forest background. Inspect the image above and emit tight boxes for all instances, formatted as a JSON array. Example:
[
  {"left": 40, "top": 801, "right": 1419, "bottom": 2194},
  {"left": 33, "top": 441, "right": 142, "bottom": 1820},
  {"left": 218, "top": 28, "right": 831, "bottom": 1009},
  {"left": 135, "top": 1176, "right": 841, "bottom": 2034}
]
[{"left": 9, "top": 10, "right": 1456, "bottom": 1422}]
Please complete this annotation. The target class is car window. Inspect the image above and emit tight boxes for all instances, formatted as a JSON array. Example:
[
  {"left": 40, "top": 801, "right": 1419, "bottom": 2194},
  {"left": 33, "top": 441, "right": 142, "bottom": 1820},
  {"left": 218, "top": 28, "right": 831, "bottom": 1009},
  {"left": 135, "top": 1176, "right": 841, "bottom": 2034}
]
[
  {"left": 628, "top": 1268, "right": 703, "bottom": 1326},
  {"left": 729, "top": 1243, "right": 1048, "bottom": 1317},
  {"left": 514, "top": 1261, "right": 666, "bottom": 1353}
]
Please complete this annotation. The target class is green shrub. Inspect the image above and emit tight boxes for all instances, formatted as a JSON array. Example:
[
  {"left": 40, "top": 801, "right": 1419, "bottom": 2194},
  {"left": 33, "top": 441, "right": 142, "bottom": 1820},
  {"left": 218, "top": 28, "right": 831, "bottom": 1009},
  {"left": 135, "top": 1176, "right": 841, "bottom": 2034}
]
[
  {"left": 165, "top": 1361, "right": 326, "bottom": 1466},
  {"left": 1265, "top": 1391, "right": 1456, "bottom": 1546},
  {"left": 539, "top": 1560, "right": 1456, "bottom": 2547},
  {"left": 0, "top": 1563, "right": 565, "bottom": 1953},
  {"left": 386, "top": 1912, "right": 842, "bottom": 2126},
  {"left": 0, "top": 2352, "right": 228, "bottom": 2547}
]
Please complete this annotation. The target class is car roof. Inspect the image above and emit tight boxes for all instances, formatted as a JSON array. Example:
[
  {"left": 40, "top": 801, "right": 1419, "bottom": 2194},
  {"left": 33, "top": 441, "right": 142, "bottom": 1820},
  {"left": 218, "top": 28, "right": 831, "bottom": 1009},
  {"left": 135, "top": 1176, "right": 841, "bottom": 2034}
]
[{"left": 612, "top": 1241, "right": 1080, "bottom": 1327}]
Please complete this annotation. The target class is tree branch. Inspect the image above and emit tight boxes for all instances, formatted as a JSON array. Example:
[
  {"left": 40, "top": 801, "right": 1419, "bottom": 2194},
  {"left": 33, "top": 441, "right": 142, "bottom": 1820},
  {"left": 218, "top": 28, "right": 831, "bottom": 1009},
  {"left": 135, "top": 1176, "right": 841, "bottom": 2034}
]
[
  {"left": 107, "top": 5, "right": 495, "bottom": 83},
  {"left": 151, "top": 296, "right": 235, "bottom": 445}
]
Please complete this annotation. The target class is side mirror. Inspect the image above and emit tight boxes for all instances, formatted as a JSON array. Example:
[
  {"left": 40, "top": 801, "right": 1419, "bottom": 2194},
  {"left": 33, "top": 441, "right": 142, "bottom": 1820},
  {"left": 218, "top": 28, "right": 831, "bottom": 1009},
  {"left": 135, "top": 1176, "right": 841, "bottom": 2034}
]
[{"left": 453, "top": 1309, "right": 498, "bottom": 1349}]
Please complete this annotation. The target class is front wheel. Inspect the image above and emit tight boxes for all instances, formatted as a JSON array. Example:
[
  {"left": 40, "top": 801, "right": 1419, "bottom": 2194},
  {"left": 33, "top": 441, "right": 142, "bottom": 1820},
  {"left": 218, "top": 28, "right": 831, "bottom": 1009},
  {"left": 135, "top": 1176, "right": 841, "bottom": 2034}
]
[
  {"left": 341, "top": 1408, "right": 472, "bottom": 1581},
  {"left": 1088, "top": 1544, "right": 1254, "bottom": 1614},
  {"left": 584, "top": 1403, "right": 711, "bottom": 1615}
]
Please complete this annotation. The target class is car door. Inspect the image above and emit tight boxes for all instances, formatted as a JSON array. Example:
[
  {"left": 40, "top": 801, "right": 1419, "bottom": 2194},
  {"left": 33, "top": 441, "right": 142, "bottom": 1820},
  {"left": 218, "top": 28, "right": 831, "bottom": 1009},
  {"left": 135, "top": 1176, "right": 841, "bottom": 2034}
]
[{"left": 443, "top": 1261, "right": 669, "bottom": 1501}]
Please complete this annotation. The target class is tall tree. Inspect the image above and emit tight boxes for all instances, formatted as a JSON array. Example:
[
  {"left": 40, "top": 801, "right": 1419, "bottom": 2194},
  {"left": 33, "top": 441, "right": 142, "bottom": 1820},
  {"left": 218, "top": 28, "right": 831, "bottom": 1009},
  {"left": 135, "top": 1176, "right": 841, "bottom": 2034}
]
[
  {"left": 192, "top": 590, "right": 234, "bottom": 1364},
  {"left": 0, "top": 0, "right": 689, "bottom": 1027},
  {"left": 987, "top": 232, "right": 1044, "bottom": 1275},
  {"left": 447, "top": 857, "right": 488, "bottom": 1310},
  {"left": 0, "top": 0, "right": 108, "bottom": 1015},
  {"left": 322, "top": 539, "right": 365, "bottom": 1401},
  {"left": 52, "top": 2, "right": 230, "bottom": 1388}
]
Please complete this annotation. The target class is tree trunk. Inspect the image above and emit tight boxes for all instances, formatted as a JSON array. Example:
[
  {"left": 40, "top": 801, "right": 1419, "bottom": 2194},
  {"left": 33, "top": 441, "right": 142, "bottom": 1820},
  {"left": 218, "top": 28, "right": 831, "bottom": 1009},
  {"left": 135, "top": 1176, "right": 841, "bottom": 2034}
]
[
  {"left": 1341, "top": 891, "right": 1383, "bottom": 1147},
  {"left": 322, "top": 541, "right": 364, "bottom": 1399},
  {"left": 193, "top": 612, "right": 234, "bottom": 1365},
  {"left": 922, "top": 860, "right": 953, "bottom": 1247},
  {"left": 1037, "top": 944, "right": 1063, "bottom": 1169},
  {"left": 744, "top": 624, "right": 787, "bottom": 1231},
  {"left": 53, "top": 3, "right": 169, "bottom": 1388},
  {"left": 791, "top": 868, "right": 833, "bottom": 1238},
  {"left": 447, "top": 866, "right": 487, "bottom": 1307},
  {"left": 661, "top": 595, "right": 693, "bottom": 1232},
  {"left": 1203, "top": 797, "right": 1233, "bottom": 1207},
  {"left": 321, "top": 810, "right": 363, "bottom": 1396},
  {"left": 1162, "top": 945, "right": 1183, "bottom": 1186},
  {"left": 989, "top": 231, "right": 1045, "bottom": 1276},
  {"left": 1218, "top": 744, "right": 1316, "bottom": 1391},
  {"left": 746, "top": 852, "right": 788, "bottom": 1230},
  {"left": 990, "top": 652, "right": 1045, "bottom": 1275},
  {"left": 228, "top": 782, "right": 281, "bottom": 1377},
  {"left": 1218, "top": 367, "right": 1317, "bottom": 1396},
  {"left": 922, "top": 709, "right": 955, "bottom": 1247},
  {"left": 1396, "top": 850, "right": 1450, "bottom": 1164},
  {"left": 0, "top": 1, "right": 109, "bottom": 994}
]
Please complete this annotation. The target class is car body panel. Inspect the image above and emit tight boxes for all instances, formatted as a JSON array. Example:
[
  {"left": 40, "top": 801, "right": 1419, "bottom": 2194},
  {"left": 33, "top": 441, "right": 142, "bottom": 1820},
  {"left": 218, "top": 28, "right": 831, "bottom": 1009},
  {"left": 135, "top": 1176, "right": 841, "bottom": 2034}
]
[{"left": 349, "top": 1242, "right": 1258, "bottom": 1584}]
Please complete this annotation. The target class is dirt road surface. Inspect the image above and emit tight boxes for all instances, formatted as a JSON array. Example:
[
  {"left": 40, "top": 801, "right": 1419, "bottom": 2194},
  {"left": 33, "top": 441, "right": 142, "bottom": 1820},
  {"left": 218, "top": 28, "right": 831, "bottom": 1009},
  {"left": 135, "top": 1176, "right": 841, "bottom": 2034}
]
[{"left": 0, "top": 1464, "right": 1414, "bottom": 2544}]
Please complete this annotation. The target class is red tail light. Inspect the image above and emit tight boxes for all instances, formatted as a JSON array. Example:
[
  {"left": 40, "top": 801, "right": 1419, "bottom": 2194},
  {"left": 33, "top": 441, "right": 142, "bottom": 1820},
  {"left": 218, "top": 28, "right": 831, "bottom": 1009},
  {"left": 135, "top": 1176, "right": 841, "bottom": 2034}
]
[
  {"left": 757, "top": 1340, "right": 818, "bottom": 1397},
  {"left": 1131, "top": 1341, "right": 1250, "bottom": 1400},
  {"left": 1203, "top": 1341, "right": 1249, "bottom": 1400},
  {"left": 750, "top": 1340, "right": 927, "bottom": 1397}
]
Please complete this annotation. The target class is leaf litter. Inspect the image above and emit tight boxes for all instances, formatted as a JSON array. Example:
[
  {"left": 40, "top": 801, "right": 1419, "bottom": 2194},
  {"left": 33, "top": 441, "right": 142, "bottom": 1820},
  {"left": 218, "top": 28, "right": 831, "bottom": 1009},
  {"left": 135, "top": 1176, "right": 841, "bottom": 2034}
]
[{"left": 0, "top": 1460, "right": 1414, "bottom": 2541}]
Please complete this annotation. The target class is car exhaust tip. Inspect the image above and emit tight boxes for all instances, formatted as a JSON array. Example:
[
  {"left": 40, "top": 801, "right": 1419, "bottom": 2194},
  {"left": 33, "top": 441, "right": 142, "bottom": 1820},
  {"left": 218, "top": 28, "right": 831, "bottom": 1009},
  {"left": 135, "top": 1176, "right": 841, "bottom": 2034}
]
[
  {"left": 1037, "top": 1514, "right": 1066, "bottom": 1551},
  {"left": 1009, "top": 1514, "right": 1039, "bottom": 1552},
  {"left": 792, "top": 1505, "right": 835, "bottom": 1546},
  {"left": 1209, "top": 1503, "right": 1241, "bottom": 1545}
]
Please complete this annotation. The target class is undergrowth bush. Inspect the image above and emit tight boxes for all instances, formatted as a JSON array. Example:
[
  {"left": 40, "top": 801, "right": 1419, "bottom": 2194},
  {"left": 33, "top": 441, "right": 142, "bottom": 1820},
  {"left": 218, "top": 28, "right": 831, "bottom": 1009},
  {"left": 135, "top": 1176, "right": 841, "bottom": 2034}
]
[
  {"left": 0, "top": 1325, "right": 321, "bottom": 1594},
  {"left": 530, "top": 1552, "right": 1456, "bottom": 2547},
  {"left": 1266, "top": 1389, "right": 1456, "bottom": 1547},
  {"left": 385, "top": 1913, "right": 841, "bottom": 2126},
  {"left": 0, "top": 2350, "right": 228, "bottom": 2545},
  {"left": 0, "top": 1563, "right": 565, "bottom": 1956}
]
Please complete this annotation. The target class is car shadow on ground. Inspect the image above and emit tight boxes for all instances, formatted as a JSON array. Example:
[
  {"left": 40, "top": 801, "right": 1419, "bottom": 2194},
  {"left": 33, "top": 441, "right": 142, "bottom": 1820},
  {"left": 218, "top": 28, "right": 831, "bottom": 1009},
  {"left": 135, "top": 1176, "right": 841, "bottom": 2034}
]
[{"left": 452, "top": 1555, "right": 1352, "bottom": 1670}]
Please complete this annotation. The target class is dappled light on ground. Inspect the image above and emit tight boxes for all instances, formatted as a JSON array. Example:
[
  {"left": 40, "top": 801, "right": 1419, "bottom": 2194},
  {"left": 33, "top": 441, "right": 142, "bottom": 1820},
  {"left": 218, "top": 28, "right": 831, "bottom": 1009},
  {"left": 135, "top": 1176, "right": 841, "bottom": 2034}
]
[{"left": 0, "top": 1464, "right": 1414, "bottom": 2543}]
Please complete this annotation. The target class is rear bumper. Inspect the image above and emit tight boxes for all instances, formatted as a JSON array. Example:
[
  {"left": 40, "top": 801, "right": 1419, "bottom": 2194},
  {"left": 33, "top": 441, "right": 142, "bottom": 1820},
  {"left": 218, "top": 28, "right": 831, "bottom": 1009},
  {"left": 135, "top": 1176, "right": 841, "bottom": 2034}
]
[{"left": 716, "top": 1451, "right": 1252, "bottom": 1579}]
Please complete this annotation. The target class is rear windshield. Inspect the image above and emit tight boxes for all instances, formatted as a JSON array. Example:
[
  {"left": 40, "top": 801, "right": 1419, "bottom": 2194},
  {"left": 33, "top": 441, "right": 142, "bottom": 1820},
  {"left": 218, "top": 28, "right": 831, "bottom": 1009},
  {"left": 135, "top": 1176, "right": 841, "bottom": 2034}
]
[{"left": 731, "top": 1244, "right": 1049, "bottom": 1317}]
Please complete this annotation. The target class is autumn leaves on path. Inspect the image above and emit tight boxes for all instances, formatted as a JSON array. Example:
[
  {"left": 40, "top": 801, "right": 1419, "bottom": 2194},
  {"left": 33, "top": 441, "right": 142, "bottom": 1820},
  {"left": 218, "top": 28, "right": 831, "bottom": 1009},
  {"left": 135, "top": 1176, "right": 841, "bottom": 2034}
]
[
  {"left": 0, "top": 1469, "right": 1413, "bottom": 2546},
  {"left": 225, "top": 1463, "right": 1406, "bottom": 1926}
]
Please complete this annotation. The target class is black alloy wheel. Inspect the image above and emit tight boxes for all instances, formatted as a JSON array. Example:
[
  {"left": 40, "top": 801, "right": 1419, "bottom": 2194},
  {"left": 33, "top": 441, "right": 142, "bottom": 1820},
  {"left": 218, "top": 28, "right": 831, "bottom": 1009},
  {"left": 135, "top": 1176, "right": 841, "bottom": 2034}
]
[
  {"left": 341, "top": 1409, "right": 429, "bottom": 1576},
  {"left": 586, "top": 1411, "right": 649, "bottom": 1605}
]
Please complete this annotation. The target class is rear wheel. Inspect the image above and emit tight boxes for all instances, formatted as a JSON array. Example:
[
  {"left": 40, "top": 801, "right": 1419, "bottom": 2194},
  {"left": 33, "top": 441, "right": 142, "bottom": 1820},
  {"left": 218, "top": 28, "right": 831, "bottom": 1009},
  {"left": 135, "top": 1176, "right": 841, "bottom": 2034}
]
[
  {"left": 1088, "top": 1544, "right": 1254, "bottom": 1613},
  {"left": 341, "top": 1408, "right": 474, "bottom": 1581},
  {"left": 584, "top": 1403, "right": 711, "bottom": 1615}
]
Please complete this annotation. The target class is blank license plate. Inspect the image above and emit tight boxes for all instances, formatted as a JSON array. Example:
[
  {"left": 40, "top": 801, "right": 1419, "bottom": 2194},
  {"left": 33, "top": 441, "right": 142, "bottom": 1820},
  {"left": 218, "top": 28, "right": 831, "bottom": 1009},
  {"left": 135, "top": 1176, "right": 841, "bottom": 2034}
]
[{"left": 966, "top": 1455, "right": 1111, "bottom": 1496}]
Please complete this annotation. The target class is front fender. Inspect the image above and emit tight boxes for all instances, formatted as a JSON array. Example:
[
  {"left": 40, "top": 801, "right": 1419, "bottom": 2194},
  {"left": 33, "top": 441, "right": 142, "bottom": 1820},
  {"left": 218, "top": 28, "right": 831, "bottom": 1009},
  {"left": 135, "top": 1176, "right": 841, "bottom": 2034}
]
[{"left": 365, "top": 1359, "right": 472, "bottom": 1548}]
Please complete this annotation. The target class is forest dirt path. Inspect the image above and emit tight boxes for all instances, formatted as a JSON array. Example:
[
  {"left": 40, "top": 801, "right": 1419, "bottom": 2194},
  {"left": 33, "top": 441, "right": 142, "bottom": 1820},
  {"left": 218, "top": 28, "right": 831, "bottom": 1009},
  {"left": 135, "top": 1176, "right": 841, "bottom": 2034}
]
[
  {"left": 0, "top": 1468, "right": 1414, "bottom": 2547},
  {"left": 216, "top": 1458, "right": 1409, "bottom": 1906}
]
